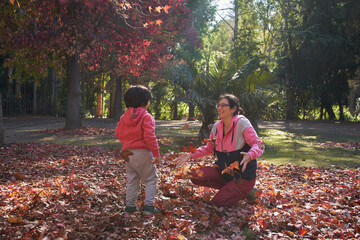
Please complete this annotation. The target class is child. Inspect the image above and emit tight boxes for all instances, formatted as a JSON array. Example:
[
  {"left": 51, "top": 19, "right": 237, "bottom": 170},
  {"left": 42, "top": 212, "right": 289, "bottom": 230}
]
[{"left": 115, "top": 85, "right": 160, "bottom": 216}]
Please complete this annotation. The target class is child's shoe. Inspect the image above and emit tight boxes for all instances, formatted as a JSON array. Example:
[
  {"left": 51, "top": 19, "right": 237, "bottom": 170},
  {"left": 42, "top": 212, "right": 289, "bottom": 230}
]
[
  {"left": 124, "top": 206, "right": 138, "bottom": 214},
  {"left": 143, "top": 205, "right": 160, "bottom": 216},
  {"left": 246, "top": 188, "right": 257, "bottom": 202}
]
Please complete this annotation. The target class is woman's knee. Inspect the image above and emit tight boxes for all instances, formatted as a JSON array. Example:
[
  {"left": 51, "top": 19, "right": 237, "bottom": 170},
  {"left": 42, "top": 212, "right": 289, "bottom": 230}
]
[{"left": 210, "top": 181, "right": 246, "bottom": 207}]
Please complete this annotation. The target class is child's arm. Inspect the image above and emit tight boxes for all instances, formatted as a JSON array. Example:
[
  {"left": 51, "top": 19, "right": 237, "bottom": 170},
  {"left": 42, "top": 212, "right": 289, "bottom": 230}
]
[{"left": 142, "top": 114, "right": 160, "bottom": 157}]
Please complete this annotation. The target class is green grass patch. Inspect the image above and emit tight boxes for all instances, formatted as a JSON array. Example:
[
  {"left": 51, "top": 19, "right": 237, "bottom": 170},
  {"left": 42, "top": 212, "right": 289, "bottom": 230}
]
[
  {"left": 32, "top": 124, "right": 359, "bottom": 170},
  {"left": 39, "top": 135, "right": 121, "bottom": 149},
  {"left": 157, "top": 128, "right": 360, "bottom": 170},
  {"left": 259, "top": 129, "right": 360, "bottom": 169}
]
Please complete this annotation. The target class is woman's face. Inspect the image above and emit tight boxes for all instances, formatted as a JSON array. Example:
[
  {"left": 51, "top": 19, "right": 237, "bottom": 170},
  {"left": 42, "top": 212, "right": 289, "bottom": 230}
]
[{"left": 216, "top": 98, "right": 236, "bottom": 120}]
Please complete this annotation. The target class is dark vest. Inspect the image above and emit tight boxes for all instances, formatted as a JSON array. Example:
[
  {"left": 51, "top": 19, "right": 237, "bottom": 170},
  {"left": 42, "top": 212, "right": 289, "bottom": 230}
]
[{"left": 213, "top": 120, "right": 257, "bottom": 181}]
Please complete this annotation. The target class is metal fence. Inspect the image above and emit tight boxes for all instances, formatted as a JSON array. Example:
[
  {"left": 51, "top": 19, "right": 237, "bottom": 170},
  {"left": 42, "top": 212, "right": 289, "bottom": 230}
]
[{"left": 1, "top": 94, "right": 32, "bottom": 117}]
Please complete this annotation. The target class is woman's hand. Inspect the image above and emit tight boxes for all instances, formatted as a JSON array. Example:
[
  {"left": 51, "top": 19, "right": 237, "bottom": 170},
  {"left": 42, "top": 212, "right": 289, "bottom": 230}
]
[
  {"left": 239, "top": 152, "right": 251, "bottom": 173},
  {"left": 173, "top": 152, "right": 191, "bottom": 167}
]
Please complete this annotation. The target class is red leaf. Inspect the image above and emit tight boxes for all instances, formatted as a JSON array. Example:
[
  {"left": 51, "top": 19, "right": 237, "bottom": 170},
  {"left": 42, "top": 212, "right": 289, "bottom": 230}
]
[{"left": 299, "top": 228, "right": 307, "bottom": 236}]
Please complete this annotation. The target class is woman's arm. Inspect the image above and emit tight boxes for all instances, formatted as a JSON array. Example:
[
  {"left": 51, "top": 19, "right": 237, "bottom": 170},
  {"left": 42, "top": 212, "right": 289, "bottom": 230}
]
[
  {"left": 239, "top": 126, "right": 265, "bottom": 172},
  {"left": 243, "top": 126, "right": 265, "bottom": 160},
  {"left": 174, "top": 130, "right": 216, "bottom": 166}
]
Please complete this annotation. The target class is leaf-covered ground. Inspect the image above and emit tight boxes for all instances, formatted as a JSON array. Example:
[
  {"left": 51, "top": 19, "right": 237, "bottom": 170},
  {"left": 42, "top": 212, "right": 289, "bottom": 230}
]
[
  {"left": 40, "top": 127, "right": 115, "bottom": 136},
  {"left": 1, "top": 140, "right": 359, "bottom": 239}
]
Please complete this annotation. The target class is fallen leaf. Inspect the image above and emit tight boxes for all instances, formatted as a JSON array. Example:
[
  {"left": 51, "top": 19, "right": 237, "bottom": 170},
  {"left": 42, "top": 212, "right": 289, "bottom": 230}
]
[
  {"left": 120, "top": 149, "right": 134, "bottom": 162},
  {"left": 181, "top": 124, "right": 190, "bottom": 130}
]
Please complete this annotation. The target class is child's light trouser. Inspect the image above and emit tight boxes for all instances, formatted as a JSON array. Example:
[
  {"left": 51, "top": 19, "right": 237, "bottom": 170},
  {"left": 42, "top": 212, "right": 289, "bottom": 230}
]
[
  {"left": 191, "top": 166, "right": 255, "bottom": 207},
  {"left": 125, "top": 149, "right": 158, "bottom": 207}
]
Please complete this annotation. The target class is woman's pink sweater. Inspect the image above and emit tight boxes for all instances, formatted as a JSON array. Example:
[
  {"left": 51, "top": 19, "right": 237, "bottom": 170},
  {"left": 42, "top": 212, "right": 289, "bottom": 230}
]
[{"left": 191, "top": 115, "right": 264, "bottom": 160}]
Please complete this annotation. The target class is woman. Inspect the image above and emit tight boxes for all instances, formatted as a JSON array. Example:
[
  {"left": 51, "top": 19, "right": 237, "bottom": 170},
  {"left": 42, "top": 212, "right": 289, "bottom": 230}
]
[{"left": 174, "top": 94, "right": 264, "bottom": 207}]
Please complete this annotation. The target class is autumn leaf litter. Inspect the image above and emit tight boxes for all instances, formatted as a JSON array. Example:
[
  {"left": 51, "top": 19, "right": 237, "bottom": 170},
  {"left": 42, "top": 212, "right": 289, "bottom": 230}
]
[{"left": 1, "top": 136, "right": 359, "bottom": 239}]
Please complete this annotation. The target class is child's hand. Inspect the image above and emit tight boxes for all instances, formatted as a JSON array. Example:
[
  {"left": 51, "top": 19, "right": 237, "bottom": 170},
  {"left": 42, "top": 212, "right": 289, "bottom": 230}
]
[
  {"left": 152, "top": 156, "right": 159, "bottom": 164},
  {"left": 174, "top": 152, "right": 191, "bottom": 167}
]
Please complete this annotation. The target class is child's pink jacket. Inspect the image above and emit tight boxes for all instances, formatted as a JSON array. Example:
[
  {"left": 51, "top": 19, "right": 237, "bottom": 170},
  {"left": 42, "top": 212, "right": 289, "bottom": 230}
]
[
  {"left": 115, "top": 107, "right": 160, "bottom": 157},
  {"left": 191, "top": 115, "right": 264, "bottom": 160}
]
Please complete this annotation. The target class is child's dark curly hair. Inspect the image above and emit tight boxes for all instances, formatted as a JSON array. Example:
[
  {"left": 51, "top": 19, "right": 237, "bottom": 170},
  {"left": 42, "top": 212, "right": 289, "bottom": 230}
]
[{"left": 124, "top": 85, "right": 152, "bottom": 108}]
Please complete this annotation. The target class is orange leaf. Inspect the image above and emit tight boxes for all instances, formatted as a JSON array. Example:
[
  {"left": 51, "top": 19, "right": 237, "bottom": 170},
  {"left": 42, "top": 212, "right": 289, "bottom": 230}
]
[
  {"left": 70, "top": 169, "right": 75, "bottom": 179},
  {"left": 163, "top": 5, "right": 171, "bottom": 13},
  {"left": 148, "top": 6, "right": 152, "bottom": 13},
  {"left": 9, "top": 0, "right": 15, "bottom": 4},
  {"left": 155, "top": 19, "right": 163, "bottom": 26},
  {"left": 15, "top": 172, "right": 25, "bottom": 180},
  {"left": 120, "top": 149, "right": 134, "bottom": 162},
  {"left": 299, "top": 228, "right": 307, "bottom": 236},
  {"left": 256, "top": 139, "right": 265, "bottom": 150},
  {"left": 181, "top": 123, "right": 190, "bottom": 130},
  {"left": 155, "top": 6, "right": 162, "bottom": 13},
  {"left": 194, "top": 169, "right": 204, "bottom": 177},
  {"left": 188, "top": 143, "right": 197, "bottom": 153},
  {"left": 8, "top": 215, "right": 24, "bottom": 224}
]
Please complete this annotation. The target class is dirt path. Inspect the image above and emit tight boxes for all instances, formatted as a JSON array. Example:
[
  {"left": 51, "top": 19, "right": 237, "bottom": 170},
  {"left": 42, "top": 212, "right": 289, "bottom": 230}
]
[{"left": 2, "top": 116, "right": 360, "bottom": 144}]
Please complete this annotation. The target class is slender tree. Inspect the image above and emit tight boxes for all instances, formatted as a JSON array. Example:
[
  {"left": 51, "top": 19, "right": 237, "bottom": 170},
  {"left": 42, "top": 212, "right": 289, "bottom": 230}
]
[{"left": 0, "top": 92, "right": 4, "bottom": 144}]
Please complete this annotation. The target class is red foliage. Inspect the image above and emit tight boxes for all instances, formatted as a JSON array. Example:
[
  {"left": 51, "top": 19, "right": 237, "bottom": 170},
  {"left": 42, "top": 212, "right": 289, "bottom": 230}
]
[
  {"left": 1, "top": 0, "right": 201, "bottom": 77},
  {"left": 311, "top": 141, "right": 360, "bottom": 151}
]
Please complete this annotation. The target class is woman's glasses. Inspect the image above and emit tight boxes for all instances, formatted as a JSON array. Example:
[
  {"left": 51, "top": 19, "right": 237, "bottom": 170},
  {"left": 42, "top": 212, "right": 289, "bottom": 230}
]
[{"left": 216, "top": 103, "right": 230, "bottom": 109}]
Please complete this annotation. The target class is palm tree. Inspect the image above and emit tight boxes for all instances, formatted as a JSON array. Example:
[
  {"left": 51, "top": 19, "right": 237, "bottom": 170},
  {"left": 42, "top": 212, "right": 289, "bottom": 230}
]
[
  {"left": 163, "top": 55, "right": 273, "bottom": 138},
  {"left": 225, "top": 57, "right": 274, "bottom": 128},
  {"left": 163, "top": 59, "right": 221, "bottom": 138}
]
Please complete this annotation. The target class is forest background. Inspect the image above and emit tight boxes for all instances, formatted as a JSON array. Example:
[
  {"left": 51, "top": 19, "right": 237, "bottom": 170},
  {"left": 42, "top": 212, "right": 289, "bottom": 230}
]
[{"left": 0, "top": 0, "right": 359, "bottom": 142}]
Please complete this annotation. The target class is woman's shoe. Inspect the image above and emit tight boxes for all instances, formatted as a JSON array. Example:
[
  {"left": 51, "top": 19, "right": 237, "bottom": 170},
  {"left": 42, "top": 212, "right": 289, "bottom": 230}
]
[{"left": 246, "top": 188, "right": 257, "bottom": 202}]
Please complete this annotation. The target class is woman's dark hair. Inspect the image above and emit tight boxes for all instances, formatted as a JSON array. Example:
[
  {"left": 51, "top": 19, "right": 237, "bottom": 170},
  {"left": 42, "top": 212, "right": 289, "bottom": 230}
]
[
  {"left": 218, "top": 94, "right": 244, "bottom": 116},
  {"left": 124, "top": 85, "right": 152, "bottom": 108}
]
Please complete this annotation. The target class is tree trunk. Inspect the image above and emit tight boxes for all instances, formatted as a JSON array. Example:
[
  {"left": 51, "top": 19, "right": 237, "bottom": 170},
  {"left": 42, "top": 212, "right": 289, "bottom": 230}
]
[
  {"left": 95, "top": 75, "right": 103, "bottom": 118},
  {"left": 65, "top": 53, "right": 82, "bottom": 129},
  {"left": 188, "top": 102, "right": 195, "bottom": 121},
  {"left": 324, "top": 102, "right": 336, "bottom": 120},
  {"left": 284, "top": 26, "right": 294, "bottom": 118},
  {"left": 320, "top": 104, "right": 324, "bottom": 120},
  {"left": 278, "top": 0, "right": 295, "bottom": 120},
  {"left": 339, "top": 98, "right": 344, "bottom": 121},
  {"left": 234, "top": 0, "right": 239, "bottom": 41},
  {"left": 32, "top": 82, "right": 37, "bottom": 115},
  {"left": 0, "top": 93, "right": 4, "bottom": 144},
  {"left": 49, "top": 68, "right": 57, "bottom": 116},
  {"left": 154, "top": 97, "right": 161, "bottom": 119},
  {"left": 15, "top": 78, "right": 22, "bottom": 113},
  {"left": 198, "top": 104, "right": 216, "bottom": 139},
  {"left": 172, "top": 102, "right": 178, "bottom": 120},
  {"left": 108, "top": 77, "right": 116, "bottom": 119},
  {"left": 114, "top": 76, "right": 123, "bottom": 121}
]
